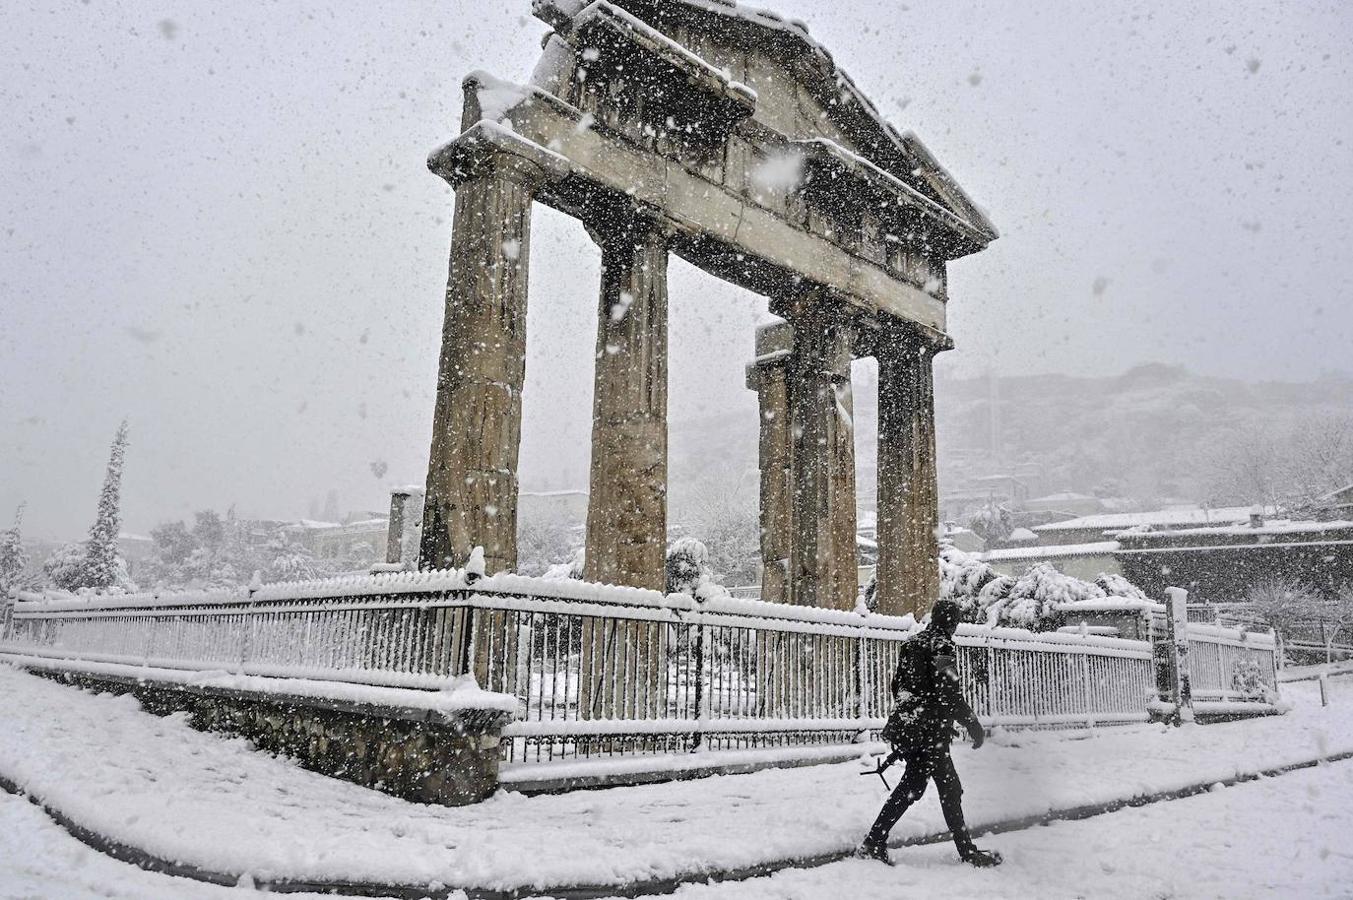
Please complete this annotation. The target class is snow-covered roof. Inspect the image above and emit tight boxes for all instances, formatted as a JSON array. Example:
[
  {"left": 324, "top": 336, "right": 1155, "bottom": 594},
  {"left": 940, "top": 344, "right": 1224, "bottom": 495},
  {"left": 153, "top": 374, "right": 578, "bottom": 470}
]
[
  {"left": 1056, "top": 597, "right": 1164, "bottom": 613},
  {"left": 1027, "top": 491, "right": 1097, "bottom": 504},
  {"left": 1145, "top": 519, "right": 1353, "bottom": 538},
  {"left": 535, "top": 0, "right": 997, "bottom": 250},
  {"left": 981, "top": 541, "right": 1120, "bottom": 563},
  {"left": 1318, "top": 482, "right": 1353, "bottom": 503},
  {"left": 1034, "top": 506, "right": 1274, "bottom": 533}
]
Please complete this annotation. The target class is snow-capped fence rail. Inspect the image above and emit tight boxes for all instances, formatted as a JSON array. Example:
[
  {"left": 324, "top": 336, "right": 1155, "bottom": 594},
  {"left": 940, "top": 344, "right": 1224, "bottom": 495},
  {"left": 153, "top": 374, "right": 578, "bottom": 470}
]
[
  {"left": 1152, "top": 591, "right": 1281, "bottom": 722},
  {"left": 2, "top": 572, "right": 1166, "bottom": 774},
  {"left": 0, "top": 571, "right": 1281, "bottom": 788}
]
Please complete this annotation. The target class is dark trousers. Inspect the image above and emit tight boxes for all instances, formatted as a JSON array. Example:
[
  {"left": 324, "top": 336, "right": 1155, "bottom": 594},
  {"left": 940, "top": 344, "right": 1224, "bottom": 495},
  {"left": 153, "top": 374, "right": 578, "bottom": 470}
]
[{"left": 864, "top": 746, "right": 974, "bottom": 852}]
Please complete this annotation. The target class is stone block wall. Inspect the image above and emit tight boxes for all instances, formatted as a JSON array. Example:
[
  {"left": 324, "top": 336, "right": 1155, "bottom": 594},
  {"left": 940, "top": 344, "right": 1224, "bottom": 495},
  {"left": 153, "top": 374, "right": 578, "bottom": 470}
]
[{"left": 38, "top": 670, "right": 505, "bottom": 807}]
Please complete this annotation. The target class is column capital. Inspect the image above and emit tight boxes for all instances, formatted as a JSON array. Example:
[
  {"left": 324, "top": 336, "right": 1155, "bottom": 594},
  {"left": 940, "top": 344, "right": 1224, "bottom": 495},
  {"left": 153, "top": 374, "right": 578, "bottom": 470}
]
[
  {"left": 859, "top": 314, "right": 954, "bottom": 361},
  {"left": 583, "top": 199, "right": 681, "bottom": 249},
  {"left": 428, "top": 122, "right": 571, "bottom": 190},
  {"left": 744, "top": 321, "right": 794, "bottom": 387}
]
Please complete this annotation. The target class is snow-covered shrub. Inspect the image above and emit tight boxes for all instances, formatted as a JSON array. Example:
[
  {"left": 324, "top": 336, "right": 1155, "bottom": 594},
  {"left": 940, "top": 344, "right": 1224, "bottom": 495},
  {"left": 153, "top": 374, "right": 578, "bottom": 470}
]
[
  {"left": 860, "top": 570, "right": 877, "bottom": 612},
  {"left": 982, "top": 563, "right": 1107, "bottom": 630},
  {"left": 1231, "top": 658, "right": 1266, "bottom": 698},
  {"left": 967, "top": 503, "right": 1012, "bottom": 550},
  {"left": 42, "top": 542, "right": 135, "bottom": 594},
  {"left": 542, "top": 547, "right": 585, "bottom": 581},
  {"left": 43, "top": 542, "right": 91, "bottom": 591},
  {"left": 665, "top": 537, "right": 727, "bottom": 600},
  {"left": 938, "top": 544, "right": 1000, "bottom": 620},
  {"left": 1095, "top": 572, "right": 1149, "bottom": 602}
]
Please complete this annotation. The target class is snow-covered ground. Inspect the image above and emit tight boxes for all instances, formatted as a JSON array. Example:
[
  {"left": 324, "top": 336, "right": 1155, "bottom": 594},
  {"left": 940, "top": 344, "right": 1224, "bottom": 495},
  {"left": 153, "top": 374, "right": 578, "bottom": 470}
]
[
  {"left": 621, "top": 761, "right": 1353, "bottom": 900},
  {"left": 0, "top": 791, "right": 382, "bottom": 900},
  {"left": 0, "top": 666, "right": 1350, "bottom": 896}
]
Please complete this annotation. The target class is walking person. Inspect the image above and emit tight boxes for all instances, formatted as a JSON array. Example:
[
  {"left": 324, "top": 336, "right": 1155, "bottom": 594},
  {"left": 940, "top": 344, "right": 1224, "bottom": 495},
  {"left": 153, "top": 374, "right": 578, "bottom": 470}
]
[{"left": 857, "top": 597, "right": 1003, "bottom": 867}]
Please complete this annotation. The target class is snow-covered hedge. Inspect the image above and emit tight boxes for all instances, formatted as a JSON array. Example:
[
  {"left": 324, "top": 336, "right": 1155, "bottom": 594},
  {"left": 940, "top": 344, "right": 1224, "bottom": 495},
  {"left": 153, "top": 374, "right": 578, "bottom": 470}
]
[{"left": 937, "top": 544, "right": 1151, "bottom": 631}]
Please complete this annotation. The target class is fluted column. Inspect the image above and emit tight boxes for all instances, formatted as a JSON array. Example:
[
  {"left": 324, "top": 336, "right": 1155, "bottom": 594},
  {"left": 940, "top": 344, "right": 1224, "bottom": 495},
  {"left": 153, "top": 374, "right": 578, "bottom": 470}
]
[
  {"left": 875, "top": 327, "right": 941, "bottom": 618},
  {"left": 419, "top": 126, "right": 567, "bottom": 573},
  {"left": 782, "top": 301, "right": 858, "bottom": 611},
  {"left": 746, "top": 323, "right": 794, "bottom": 604},
  {"left": 582, "top": 210, "right": 672, "bottom": 591}
]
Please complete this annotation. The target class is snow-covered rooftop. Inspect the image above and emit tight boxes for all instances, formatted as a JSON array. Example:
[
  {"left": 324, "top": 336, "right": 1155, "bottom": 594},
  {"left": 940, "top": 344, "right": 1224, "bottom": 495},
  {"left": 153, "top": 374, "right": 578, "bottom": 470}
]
[
  {"left": 1035, "top": 505, "right": 1276, "bottom": 533},
  {"left": 981, "top": 541, "right": 1121, "bottom": 563},
  {"left": 1131, "top": 519, "right": 1353, "bottom": 539}
]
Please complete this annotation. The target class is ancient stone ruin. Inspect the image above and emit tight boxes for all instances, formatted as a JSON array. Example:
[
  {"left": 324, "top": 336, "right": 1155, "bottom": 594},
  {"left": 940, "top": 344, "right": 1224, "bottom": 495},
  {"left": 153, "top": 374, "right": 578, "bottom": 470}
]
[{"left": 418, "top": 0, "right": 996, "bottom": 617}]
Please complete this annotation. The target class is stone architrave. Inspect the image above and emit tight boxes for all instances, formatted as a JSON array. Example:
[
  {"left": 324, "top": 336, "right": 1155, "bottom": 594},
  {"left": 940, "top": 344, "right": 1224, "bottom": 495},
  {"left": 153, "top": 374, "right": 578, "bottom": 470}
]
[
  {"left": 584, "top": 209, "right": 673, "bottom": 591},
  {"left": 419, "top": 125, "right": 568, "bottom": 575},
  {"left": 874, "top": 326, "right": 943, "bottom": 618}
]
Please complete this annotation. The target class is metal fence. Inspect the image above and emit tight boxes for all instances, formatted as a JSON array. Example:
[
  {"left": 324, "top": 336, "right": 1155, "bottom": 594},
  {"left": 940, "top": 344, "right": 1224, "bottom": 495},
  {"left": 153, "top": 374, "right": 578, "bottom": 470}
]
[
  {"left": 0, "top": 573, "right": 1243, "bottom": 772},
  {"left": 1187, "top": 602, "right": 1352, "bottom": 661},
  {"left": 1181, "top": 621, "right": 1280, "bottom": 704}
]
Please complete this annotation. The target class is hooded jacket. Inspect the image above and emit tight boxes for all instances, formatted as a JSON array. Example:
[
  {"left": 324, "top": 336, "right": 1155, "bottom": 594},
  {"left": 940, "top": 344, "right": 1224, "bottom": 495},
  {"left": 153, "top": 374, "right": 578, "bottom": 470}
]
[{"left": 882, "top": 601, "right": 980, "bottom": 752}]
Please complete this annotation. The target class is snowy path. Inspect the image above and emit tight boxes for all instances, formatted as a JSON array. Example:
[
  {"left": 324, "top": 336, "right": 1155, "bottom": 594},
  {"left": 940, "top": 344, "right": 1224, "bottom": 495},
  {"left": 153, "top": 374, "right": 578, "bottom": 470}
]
[
  {"left": 8, "top": 761, "right": 1351, "bottom": 900},
  {"left": 618, "top": 761, "right": 1353, "bottom": 900},
  {"left": 1, "top": 665, "right": 1350, "bottom": 895},
  {"left": 0, "top": 791, "right": 378, "bottom": 900}
]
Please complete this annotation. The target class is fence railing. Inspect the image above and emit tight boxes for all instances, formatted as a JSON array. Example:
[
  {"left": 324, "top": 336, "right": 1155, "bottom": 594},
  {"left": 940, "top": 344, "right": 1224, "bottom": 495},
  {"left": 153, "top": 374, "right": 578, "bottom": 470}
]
[
  {"left": 1187, "top": 602, "right": 1352, "bottom": 661},
  {"left": 1182, "top": 621, "right": 1280, "bottom": 704},
  {"left": 1, "top": 572, "right": 1174, "bottom": 770}
]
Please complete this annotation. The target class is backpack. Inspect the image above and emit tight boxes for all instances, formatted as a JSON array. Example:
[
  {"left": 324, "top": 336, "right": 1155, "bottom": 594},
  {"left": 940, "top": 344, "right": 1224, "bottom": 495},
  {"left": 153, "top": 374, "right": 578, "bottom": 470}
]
[{"left": 880, "top": 637, "right": 932, "bottom": 750}]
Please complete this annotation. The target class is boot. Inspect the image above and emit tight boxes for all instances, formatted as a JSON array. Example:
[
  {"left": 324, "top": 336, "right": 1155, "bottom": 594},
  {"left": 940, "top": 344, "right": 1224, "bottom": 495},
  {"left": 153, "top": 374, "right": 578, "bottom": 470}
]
[
  {"left": 959, "top": 846, "right": 1003, "bottom": 867},
  {"left": 854, "top": 841, "right": 895, "bottom": 866},
  {"left": 954, "top": 831, "right": 1003, "bottom": 867}
]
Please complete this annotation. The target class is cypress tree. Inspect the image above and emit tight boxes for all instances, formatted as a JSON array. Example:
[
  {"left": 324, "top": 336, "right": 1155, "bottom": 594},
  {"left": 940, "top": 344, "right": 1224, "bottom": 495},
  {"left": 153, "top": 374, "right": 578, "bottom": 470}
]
[{"left": 84, "top": 421, "right": 129, "bottom": 590}]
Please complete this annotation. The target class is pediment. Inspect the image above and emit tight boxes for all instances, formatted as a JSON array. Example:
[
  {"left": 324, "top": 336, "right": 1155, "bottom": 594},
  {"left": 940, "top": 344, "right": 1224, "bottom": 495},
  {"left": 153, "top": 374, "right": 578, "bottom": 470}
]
[{"left": 534, "top": 0, "right": 996, "bottom": 248}]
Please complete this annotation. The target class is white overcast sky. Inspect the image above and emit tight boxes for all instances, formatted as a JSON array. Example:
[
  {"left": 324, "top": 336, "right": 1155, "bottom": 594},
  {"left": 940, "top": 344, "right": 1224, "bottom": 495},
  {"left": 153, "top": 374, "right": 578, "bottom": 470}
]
[{"left": 2, "top": 1, "right": 1351, "bottom": 540}]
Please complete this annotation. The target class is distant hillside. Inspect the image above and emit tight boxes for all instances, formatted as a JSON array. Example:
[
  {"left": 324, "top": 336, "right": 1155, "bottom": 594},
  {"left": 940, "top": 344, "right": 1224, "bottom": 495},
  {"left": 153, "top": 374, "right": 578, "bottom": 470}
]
[
  {"left": 663, "top": 364, "right": 1353, "bottom": 516},
  {"left": 934, "top": 364, "right": 1353, "bottom": 505}
]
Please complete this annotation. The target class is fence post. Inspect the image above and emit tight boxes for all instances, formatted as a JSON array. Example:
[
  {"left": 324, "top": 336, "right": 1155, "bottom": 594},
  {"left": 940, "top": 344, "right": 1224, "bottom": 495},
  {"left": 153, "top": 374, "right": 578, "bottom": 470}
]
[
  {"left": 985, "top": 636, "right": 997, "bottom": 723},
  {"left": 1081, "top": 641, "right": 1096, "bottom": 729},
  {"left": 1163, "top": 587, "right": 1194, "bottom": 724},
  {"left": 690, "top": 622, "right": 707, "bottom": 752},
  {"left": 854, "top": 636, "right": 868, "bottom": 723}
]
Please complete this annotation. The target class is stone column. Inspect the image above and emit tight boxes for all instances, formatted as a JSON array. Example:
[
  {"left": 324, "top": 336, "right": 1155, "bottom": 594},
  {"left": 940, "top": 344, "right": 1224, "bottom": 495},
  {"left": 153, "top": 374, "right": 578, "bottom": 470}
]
[
  {"left": 583, "top": 210, "right": 672, "bottom": 591},
  {"left": 782, "top": 302, "right": 858, "bottom": 611},
  {"left": 746, "top": 323, "right": 794, "bottom": 604},
  {"left": 875, "top": 327, "right": 942, "bottom": 618},
  {"left": 419, "top": 125, "right": 567, "bottom": 573}
]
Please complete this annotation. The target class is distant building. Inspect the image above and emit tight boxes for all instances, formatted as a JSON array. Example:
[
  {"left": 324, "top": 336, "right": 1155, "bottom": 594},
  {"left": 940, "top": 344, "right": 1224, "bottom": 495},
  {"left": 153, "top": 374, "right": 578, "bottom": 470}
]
[
  {"left": 1115, "top": 518, "right": 1353, "bottom": 604},
  {"left": 981, "top": 540, "right": 1121, "bottom": 581},
  {"left": 1305, "top": 483, "right": 1353, "bottom": 521},
  {"left": 283, "top": 516, "right": 388, "bottom": 561},
  {"left": 1033, "top": 505, "right": 1275, "bottom": 547}
]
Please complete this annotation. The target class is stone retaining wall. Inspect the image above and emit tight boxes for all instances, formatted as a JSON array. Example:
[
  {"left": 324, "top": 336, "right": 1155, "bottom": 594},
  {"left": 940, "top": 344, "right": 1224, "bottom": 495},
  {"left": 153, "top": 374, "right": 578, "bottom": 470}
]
[{"left": 35, "top": 669, "right": 505, "bottom": 806}]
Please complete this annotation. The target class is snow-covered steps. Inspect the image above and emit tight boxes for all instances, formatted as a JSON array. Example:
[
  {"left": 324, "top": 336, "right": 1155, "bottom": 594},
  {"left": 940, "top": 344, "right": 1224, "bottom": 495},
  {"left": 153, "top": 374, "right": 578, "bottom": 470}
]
[{"left": 1, "top": 664, "right": 1350, "bottom": 897}]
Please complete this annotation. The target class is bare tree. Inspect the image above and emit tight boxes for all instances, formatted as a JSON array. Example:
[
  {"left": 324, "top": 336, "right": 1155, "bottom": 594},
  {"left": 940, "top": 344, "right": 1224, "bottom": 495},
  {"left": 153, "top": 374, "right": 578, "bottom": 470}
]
[
  {"left": 1310, "top": 586, "right": 1353, "bottom": 665},
  {"left": 1287, "top": 414, "right": 1353, "bottom": 507},
  {"left": 679, "top": 467, "right": 760, "bottom": 587},
  {"left": 1246, "top": 577, "right": 1320, "bottom": 662},
  {"left": 1204, "top": 424, "right": 1283, "bottom": 508},
  {"left": 517, "top": 517, "right": 580, "bottom": 578},
  {"left": 1205, "top": 414, "right": 1353, "bottom": 510}
]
